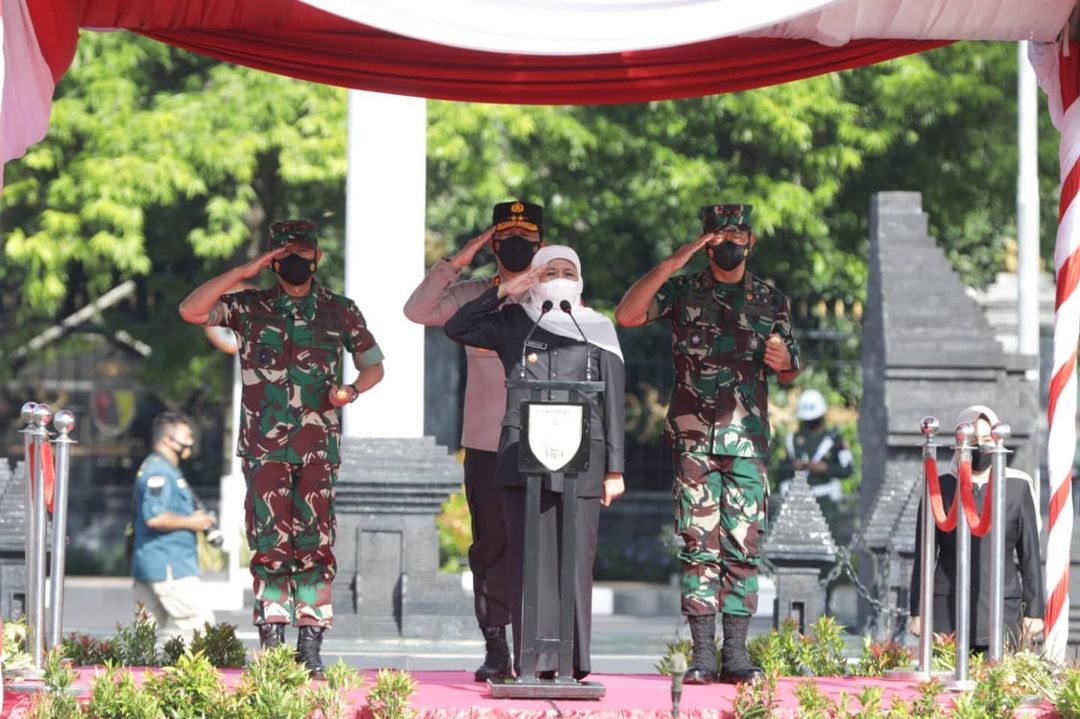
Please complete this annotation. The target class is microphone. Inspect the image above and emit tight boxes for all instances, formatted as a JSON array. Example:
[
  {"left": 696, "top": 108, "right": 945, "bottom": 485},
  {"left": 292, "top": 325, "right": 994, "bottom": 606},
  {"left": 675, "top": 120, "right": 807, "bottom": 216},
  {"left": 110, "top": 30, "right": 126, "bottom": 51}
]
[
  {"left": 520, "top": 300, "right": 553, "bottom": 378},
  {"left": 670, "top": 652, "right": 686, "bottom": 719},
  {"left": 559, "top": 300, "right": 592, "bottom": 381}
]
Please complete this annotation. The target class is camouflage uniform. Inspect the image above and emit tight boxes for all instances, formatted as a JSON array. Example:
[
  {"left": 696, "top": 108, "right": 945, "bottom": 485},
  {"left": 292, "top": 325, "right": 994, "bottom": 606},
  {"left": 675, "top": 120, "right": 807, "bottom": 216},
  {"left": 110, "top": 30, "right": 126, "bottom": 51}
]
[
  {"left": 648, "top": 269, "right": 800, "bottom": 616},
  {"left": 210, "top": 279, "right": 383, "bottom": 627}
]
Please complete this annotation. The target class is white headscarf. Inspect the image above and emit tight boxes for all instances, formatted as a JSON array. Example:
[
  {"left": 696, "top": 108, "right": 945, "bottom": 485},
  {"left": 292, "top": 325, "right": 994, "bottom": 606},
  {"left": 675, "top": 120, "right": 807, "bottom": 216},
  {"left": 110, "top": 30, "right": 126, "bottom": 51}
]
[
  {"left": 949, "top": 404, "right": 1039, "bottom": 529},
  {"left": 520, "top": 245, "right": 623, "bottom": 362}
]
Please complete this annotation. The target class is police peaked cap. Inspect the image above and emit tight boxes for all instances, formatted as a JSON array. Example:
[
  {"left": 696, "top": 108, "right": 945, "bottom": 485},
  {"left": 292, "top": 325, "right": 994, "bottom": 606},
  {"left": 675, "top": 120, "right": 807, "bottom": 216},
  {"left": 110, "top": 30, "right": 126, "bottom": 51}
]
[
  {"left": 700, "top": 204, "right": 752, "bottom": 233},
  {"left": 268, "top": 219, "right": 319, "bottom": 250},
  {"left": 493, "top": 201, "right": 543, "bottom": 235}
]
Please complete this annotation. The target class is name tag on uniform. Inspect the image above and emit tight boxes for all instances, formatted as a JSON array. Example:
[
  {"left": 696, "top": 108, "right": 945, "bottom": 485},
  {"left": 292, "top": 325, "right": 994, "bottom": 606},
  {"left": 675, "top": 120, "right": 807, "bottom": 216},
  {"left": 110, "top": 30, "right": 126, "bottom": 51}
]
[{"left": 526, "top": 340, "right": 548, "bottom": 350}]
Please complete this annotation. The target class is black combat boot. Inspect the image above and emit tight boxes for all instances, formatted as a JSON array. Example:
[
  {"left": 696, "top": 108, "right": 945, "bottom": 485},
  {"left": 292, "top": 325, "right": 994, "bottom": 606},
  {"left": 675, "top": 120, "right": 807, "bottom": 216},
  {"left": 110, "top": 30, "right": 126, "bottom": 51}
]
[
  {"left": 296, "top": 626, "right": 327, "bottom": 680},
  {"left": 474, "top": 626, "right": 512, "bottom": 682},
  {"left": 717, "top": 613, "right": 764, "bottom": 684},
  {"left": 257, "top": 623, "right": 286, "bottom": 650},
  {"left": 683, "top": 614, "right": 718, "bottom": 684}
]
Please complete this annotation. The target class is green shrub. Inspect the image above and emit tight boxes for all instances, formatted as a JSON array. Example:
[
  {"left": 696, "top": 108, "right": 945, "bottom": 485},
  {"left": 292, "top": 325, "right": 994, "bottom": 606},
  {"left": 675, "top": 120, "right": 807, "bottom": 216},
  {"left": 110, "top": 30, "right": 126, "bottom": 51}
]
[
  {"left": 801, "top": 616, "right": 846, "bottom": 677},
  {"left": 729, "top": 670, "right": 779, "bottom": 719},
  {"left": 747, "top": 618, "right": 803, "bottom": 675},
  {"left": 62, "top": 632, "right": 120, "bottom": 667},
  {"left": 232, "top": 644, "right": 313, "bottom": 719},
  {"left": 2, "top": 618, "right": 34, "bottom": 674},
  {"left": 29, "top": 650, "right": 84, "bottom": 719},
  {"left": 160, "top": 635, "right": 187, "bottom": 667},
  {"left": 854, "top": 637, "right": 912, "bottom": 677},
  {"left": 437, "top": 488, "right": 471, "bottom": 572},
  {"left": 145, "top": 650, "right": 231, "bottom": 719},
  {"left": 367, "top": 668, "right": 418, "bottom": 719},
  {"left": 1055, "top": 667, "right": 1080, "bottom": 719},
  {"left": 655, "top": 637, "right": 706, "bottom": 676},
  {"left": 310, "top": 660, "right": 366, "bottom": 719},
  {"left": 86, "top": 663, "right": 160, "bottom": 719},
  {"left": 189, "top": 622, "right": 247, "bottom": 668},
  {"left": 115, "top": 607, "right": 159, "bottom": 666}
]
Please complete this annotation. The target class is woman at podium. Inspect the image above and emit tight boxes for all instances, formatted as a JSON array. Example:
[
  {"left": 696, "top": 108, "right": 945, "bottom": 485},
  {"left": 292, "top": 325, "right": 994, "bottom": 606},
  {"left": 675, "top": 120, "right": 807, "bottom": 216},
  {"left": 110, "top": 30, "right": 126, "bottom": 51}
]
[{"left": 446, "top": 245, "right": 625, "bottom": 680}]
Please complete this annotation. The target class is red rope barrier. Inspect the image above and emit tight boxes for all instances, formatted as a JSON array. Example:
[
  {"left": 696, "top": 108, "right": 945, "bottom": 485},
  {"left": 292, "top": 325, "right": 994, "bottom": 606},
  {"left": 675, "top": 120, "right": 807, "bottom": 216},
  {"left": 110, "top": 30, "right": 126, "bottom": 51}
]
[
  {"left": 27, "top": 442, "right": 56, "bottom": 515},
  {"left": 924, "top": 455, "right": 958, "bottom": 532},
  {"left": 957, "top": 457, "right": 992, "bottom": 537}
]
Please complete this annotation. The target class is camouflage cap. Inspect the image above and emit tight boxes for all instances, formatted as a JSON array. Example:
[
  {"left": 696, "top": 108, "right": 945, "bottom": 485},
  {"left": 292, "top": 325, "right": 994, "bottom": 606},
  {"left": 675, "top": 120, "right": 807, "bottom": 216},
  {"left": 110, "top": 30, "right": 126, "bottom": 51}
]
[
  {"left": 268, "top": 219, "right": 318, "bottom": 250},
  {"left": 700, "top": 204, "right": 752, "bottom": 233}
]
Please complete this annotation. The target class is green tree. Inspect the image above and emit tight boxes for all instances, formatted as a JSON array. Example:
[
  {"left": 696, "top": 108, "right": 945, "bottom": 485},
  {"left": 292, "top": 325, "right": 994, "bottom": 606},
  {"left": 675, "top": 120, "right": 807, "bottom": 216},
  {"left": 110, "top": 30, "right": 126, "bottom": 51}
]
[{"left": 1, "top": 32, "right": 349, "bottom": 400}]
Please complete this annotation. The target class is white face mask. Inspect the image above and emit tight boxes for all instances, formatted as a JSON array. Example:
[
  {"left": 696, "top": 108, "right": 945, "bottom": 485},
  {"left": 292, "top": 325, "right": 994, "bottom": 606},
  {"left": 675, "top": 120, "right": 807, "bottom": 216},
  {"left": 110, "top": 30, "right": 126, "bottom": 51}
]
[{"left": 531, "top": 278, "right": 582, "bottom": 308}]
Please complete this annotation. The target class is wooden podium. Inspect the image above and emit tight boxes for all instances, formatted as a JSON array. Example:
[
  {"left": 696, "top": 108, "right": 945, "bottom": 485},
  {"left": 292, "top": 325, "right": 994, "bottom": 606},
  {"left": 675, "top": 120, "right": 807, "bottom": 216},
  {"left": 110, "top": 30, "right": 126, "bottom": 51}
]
[{"left": 489, "top": 379, "right": 606, "bottom": 700}]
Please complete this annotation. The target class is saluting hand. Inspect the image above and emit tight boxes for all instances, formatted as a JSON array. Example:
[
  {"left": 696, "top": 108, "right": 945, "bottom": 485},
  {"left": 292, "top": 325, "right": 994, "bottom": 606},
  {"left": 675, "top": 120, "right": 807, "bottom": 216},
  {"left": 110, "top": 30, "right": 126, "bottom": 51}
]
[
  {"left": 497, "top": 264, "right": 544, "bottom": 299},
  {"left": 669, "top": 233, "right": 713, "bottom": 270},
  {"left": 238, "top": 243, "right": 296, "bottom": 280},
  {"left": 763, "top": 333, "right": 791, "bottom": 373},
  {"left": 450, "top": 226, "right": 496, "bottom": 269}
]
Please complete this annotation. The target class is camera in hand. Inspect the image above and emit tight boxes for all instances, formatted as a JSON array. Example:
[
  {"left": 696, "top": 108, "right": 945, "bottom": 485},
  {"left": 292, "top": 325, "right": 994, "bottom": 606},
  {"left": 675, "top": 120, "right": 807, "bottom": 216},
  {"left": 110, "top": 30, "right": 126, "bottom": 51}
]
[{"left": 203, "top": 511, "right": 225, "bottom": 548}]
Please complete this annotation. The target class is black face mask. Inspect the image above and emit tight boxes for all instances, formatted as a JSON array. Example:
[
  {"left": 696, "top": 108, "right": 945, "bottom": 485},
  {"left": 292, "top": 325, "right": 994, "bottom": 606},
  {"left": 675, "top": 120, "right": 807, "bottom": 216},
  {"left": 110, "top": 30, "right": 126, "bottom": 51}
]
[
  {"left": 274, "top": 253, "right": 317, "bottom": 285},
  {"left": 169, "top": 436, "right": 195, "bottom": 461},
  {"left": 803, "top": 417, "right": 825, "bottom": 431},
  {"left": 708, "top": 242, "right": 747, "bottom": 271},
  {"left": 970, "top": 444, "right": 994, "bottom": 472},
  {"left": 494, "top": 235, "right": 536, "bottom": 272}
]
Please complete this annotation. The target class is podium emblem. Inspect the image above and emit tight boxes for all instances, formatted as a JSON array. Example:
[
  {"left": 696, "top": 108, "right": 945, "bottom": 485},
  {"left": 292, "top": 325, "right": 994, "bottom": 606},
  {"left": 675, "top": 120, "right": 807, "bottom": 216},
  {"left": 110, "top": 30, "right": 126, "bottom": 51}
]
[{"left": 526, "top": 403, "right": 585, "bottom": 472}]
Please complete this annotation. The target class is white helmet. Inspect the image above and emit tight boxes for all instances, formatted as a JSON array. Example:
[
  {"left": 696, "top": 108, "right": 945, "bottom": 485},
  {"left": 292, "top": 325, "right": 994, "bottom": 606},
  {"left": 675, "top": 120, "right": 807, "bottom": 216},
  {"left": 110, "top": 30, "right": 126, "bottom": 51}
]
[{"left": 796, "top": 389, "right": 827, "bottom": 421}]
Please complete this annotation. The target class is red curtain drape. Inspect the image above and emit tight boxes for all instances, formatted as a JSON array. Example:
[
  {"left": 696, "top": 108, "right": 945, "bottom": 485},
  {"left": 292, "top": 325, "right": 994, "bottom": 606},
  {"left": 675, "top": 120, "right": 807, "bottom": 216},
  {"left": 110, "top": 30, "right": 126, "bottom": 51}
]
[{"left": 28, "top": 0, "right": 948, "bottom": 105}]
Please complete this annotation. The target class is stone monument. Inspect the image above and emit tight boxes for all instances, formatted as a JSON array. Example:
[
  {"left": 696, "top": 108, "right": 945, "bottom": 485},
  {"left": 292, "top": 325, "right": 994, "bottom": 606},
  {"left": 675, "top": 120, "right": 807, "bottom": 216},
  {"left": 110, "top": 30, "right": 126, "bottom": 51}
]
[{"left": 858, "top": 192, "right": 1038, "bottom": 633}]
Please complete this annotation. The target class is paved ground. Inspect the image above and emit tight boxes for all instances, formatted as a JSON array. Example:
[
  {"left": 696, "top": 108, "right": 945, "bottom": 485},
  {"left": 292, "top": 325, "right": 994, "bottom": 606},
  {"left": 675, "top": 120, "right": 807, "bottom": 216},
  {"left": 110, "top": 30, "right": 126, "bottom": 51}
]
[{"left": 55, "top": 577, "right": 869, "bottom": 674}]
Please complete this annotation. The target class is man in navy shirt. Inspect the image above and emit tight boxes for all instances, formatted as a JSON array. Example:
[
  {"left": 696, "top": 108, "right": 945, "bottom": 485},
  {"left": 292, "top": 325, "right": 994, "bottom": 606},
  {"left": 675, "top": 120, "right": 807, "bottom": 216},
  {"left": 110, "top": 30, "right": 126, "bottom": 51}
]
[{"left": 131, "top": 412, "right": 216, "bottom": 638}]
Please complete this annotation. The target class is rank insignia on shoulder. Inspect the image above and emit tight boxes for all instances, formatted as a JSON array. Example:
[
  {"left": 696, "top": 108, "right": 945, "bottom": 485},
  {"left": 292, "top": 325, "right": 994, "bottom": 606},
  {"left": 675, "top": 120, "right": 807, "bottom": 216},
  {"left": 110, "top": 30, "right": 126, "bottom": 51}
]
[
  {"left": 689, "top": 331, "right": 704, "bottom": 347},
  {"left": 749, "top": 336, "right": 760, "bottom": 350}
]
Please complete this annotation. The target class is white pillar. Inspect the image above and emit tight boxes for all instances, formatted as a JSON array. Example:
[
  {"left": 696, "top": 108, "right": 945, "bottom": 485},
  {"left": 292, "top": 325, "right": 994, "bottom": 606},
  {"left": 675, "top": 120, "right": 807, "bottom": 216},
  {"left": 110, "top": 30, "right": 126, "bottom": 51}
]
[
  {"left": 1018, "top": 41, "right": 1041, "bottom": 363},
  {"left": 342, "top": 90, "right": 427, "bottom": 439}
]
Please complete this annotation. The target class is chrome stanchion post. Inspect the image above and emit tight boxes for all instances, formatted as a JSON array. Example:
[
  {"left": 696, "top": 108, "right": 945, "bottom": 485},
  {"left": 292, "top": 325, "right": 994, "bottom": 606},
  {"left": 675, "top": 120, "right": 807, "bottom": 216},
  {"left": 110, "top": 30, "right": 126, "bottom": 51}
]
[
  {"left": 918, "top": 416, "right": 939, "bottom": 676},
  {"left": 947, "top": 421, "right": 976, "bottom": 692},
  {"left": 29, "top": 404, "right": 52, "bottom": 670},
  {"left": 19, "top": 403, "right": 38, "bottom": 628},
  {"left": 47, "top": 410, "right": 75, "bottom": 651},
  {"left": 987, "top": 422, "right": 1011, "bottom": 663}
]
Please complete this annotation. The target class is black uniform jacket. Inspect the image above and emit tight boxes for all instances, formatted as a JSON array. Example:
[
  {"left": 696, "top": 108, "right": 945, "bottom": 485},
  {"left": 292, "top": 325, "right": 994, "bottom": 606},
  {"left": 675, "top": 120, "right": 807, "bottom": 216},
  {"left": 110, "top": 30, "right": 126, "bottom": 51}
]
[
  {"left": 445, "top": 286, "right": 625, "bottom": 497},
  {"left": 910, "top": 472, "right": 1044, "bottom": 639}
]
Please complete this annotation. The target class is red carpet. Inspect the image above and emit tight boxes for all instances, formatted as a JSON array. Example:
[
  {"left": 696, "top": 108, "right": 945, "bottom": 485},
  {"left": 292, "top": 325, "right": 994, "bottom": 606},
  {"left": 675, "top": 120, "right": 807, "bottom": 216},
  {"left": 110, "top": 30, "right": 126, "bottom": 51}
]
[{"left": 0, "top": 670, "right": 1057, "bottom": 718}]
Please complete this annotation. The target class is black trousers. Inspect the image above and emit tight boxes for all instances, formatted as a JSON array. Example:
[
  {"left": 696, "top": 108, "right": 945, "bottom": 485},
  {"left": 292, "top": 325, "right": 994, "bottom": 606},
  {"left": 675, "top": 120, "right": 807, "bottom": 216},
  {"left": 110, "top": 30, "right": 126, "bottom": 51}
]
[
  {"left": 464, "top": 448, "right": 512, "bottom": 628},
  {"left": 501, "top": 485, "right": 600, "bottom": 674}
]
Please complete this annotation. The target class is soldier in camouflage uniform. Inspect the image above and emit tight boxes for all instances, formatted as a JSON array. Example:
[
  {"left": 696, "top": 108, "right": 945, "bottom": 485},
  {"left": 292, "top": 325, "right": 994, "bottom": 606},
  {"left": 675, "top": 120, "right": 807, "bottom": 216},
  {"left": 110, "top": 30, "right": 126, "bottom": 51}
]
[
  {"left": 179, "top": 219, "right": 384, "bottom": 678},
  {"left": 616, "top": 204, "right": 801, "bottom": 684}
]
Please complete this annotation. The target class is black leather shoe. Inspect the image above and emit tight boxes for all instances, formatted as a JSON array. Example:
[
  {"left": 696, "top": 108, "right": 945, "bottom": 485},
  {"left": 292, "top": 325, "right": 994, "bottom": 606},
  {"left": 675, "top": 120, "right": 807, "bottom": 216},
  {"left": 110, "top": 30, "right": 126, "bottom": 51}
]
[
  {"left": 684, "top": 614, "right": 718, "bottom": 685},
  {"left": 296, "top": 625, "right": 327, "bottom": 680},
  {"left": 474, "top": 626, "right": 512, "bottom": 682},
  {"left": 257, "top": 623, "right": 286, "bottom": 650}
]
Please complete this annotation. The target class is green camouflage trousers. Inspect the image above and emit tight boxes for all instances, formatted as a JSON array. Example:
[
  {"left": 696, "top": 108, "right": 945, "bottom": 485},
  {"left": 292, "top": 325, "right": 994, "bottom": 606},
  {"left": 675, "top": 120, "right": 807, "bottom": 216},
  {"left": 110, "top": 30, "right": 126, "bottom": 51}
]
[
  {"left": 242, "top": 458, "right": 337, "bottom": 627},
  {"left": 672, "top": 451, "right": 768, "bottom": 617}
]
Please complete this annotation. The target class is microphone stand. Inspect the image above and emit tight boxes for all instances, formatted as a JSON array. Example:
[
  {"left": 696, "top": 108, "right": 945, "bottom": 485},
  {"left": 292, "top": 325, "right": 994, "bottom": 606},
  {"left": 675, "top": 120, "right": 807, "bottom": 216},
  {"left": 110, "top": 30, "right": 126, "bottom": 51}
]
[
  {"left": 520, "top": 300, "right": 554, "bottom": 379},
  {"left": 559, "top": 300, "right": 592, "bottom": 381},
  {"left": 670, "top": 653, "right": 686, "bottom": 719}
]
